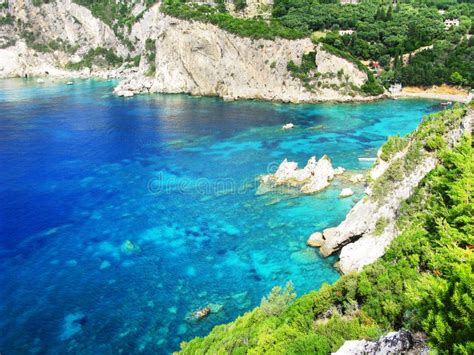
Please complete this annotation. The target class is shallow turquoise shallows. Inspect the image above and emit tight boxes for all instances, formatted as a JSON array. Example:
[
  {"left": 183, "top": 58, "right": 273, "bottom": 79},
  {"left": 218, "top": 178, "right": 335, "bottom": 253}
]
[{"left": 0, "top": 79, "right": 442, "bottom": 354}]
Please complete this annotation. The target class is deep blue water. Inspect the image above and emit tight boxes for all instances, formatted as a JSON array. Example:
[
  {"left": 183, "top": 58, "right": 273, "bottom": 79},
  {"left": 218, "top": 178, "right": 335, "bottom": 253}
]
[{"left": 0, "top": 79, "right": 442, "bottom": 354}]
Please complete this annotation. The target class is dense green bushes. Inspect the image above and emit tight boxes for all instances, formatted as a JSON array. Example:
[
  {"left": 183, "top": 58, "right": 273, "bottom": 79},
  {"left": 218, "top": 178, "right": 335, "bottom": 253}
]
[
  {"left": 380, "top": 135, "right": 409, "bottom": 161},
  {"left": 372, "top": 106, "right": 465, "bottom": 202},
  {"left": 361, "top": 78, "right": 385, "bottom": 96},
  {"left": 160, "top": 0, "right": 305, "bottom": 40},
  {"left": 72, "top": 0, "right": 155, "bottom": 29},
  {"left": 65, "top": 47, "right": 123, "bottom": 70},
  {"left": 180, "top": 105, "right": 473, "bottom": 354},
  {"left": 286, "top": 51, "right": 319, "bottom": 90},
  {"left": 260, "top": 282, "right": 296, "bottom": 316},
  {"left": 398, "top": 37, "right": 474, "bottom": 87},
  {"left": 160, "top": 0, "right": 472, "bottom": 88}
]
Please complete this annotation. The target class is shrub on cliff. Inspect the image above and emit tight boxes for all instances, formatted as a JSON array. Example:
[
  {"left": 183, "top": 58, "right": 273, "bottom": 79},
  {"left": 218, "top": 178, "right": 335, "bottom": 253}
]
[
  {"left": 260, "top": 281, "right": 296, "bottom": 316},
  {"left": 361, "top": 78, "right": 385, "bottom": 96},
  {"left": 65, "top": 47, "right": 123, "bottom": 70}
]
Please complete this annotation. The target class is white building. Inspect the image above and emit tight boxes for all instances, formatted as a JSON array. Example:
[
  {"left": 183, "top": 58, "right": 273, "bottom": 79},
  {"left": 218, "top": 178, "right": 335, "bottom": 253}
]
[
  {"left": 339, "top": 29, "right": 355, "bottom": 36},
  {"left": 444, "top": 18, "right": 460, "bottom": 29},
  {"left": 389, "top": 83, "right": 402, "bottom": 94}
]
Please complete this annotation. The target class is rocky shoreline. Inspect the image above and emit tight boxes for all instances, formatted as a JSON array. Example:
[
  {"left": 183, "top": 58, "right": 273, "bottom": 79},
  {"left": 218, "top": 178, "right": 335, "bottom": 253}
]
[
  {"left": 0, "top": 1, "right": 388, "bottom": 104},
  {"left": 308, "top": 107, "right": 473, "bottom": 274}
]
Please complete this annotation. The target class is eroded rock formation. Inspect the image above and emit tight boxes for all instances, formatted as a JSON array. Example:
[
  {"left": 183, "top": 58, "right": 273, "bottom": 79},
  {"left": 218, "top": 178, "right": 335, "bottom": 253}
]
[{"left": 259, "top": 155, "right": 340, "bottom": 194}]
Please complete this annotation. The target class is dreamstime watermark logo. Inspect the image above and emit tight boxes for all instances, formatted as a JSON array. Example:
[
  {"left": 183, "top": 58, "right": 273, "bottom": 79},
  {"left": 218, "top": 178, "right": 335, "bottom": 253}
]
[{"left": 147, "top": 161, "right": 281, "bottom": 196}]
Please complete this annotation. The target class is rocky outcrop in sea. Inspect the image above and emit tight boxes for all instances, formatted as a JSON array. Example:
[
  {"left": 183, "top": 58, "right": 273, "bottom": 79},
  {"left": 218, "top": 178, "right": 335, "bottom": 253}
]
[{"left": 258, "top": 155, "right": 345, "bottom": 194}]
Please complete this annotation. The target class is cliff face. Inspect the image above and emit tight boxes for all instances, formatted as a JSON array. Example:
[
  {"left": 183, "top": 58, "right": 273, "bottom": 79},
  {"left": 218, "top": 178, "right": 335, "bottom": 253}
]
[
  {"left": 117, "top": 6, "right": 369, "bottom": 102},
  {"left": 0, "top": 0, "right": 130, "bottom": 78},
  {"left": 1, "top": 1, "right": 375, "bottom": 102}
]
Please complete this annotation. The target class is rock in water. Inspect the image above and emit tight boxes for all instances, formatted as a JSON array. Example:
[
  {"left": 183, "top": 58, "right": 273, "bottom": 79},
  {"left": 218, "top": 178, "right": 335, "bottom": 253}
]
[
  {"left": 260, "top": 155, "right": 336, "bottom": 194},
  {"left": 307, "top": 232, "right": 324, "bottom": 247},
  {"left": 193, "top": 307, "right": 211, "bottom": 320},
  {"left": 349, "top": 173, "right": 364, "bottom": 183},
  {"left": 60, "top": 312, "right": 86, "bottom": 341},
  {"left": 334, "top": 167, "right": 345, "bottom": 175},
  {"left": 121, "top": 240, "right": 139, "bottom": 254},
  {"left": 339, "top": 188, "right": 354, "bottom": 198},
  {"left": 301, "top": 155, "right": 335, "bottom": 193}
]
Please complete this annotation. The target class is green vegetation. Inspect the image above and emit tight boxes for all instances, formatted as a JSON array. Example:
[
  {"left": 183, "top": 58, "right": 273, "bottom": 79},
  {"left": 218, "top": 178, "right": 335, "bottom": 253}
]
[
  {"left": 260, "top": 281, "right": 296, "bottom": 316},
  {"left": 0, "top": 13, "right": 13, "bottom": 25},
  {"left": 397, "top": 37, "right": 473, "bottom": 87},
  {"left": 19, "top": 30, "right": 79, "bottom": 54},
  {"left": 234, "top": 0, "right": 247, "bottom": 12},
  {"left": 160, "top": 0, "right": 304, "bottom": 40},
  {"left": 372, "top": 105, "right": 466, "bottom": 202},
  {"left": 31, "top": 0, "right": 51, "bottom": 6},
  {"left": 180, "top": 105, "right": 473, "bottom": 355},
  {"left": 65, "top": 47, "right": 123, "bottom": 70},
  {"left": 286, "top": 51, "right": 318, "bottom": 91},
  {"left": 161, "top": 0, "right": 472, "bottom": 89},
  {"left": 144, "top": 38, "right": 156, "bottom": 77},
  {"left": 374, "top": 217, "right": 388, "bottom": 236},
  {"left": 72, "top": 0, "right": 155, "bottom": 30},
  {"left": 380, "top": 135, "right": 409, "bottom": 161}
]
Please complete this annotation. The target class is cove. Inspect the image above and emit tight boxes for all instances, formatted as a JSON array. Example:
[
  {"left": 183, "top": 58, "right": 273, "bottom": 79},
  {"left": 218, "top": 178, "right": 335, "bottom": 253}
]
[{"left": 0, "top": 79, "right": 442, "bottom": 354}]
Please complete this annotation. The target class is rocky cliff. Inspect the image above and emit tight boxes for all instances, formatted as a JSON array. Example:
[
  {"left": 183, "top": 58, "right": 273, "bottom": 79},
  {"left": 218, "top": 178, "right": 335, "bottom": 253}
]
[
  {"left": 310, "top": 107, "right": 473, "bottom": 274},
  {"left": 118, "top": 7, "right": 370, "bottom": 102},
  {"left": 0, "top": 0, "right": 379, "bottom": 102},
  {"left": 0, "top": 0, "right": 131, "bottom": 77}
]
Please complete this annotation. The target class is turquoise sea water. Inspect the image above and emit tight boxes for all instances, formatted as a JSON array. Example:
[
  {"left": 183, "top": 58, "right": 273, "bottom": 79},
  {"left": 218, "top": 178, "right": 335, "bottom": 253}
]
[{"left": 0, "top": 79, "right": 442, "bottom": 354}]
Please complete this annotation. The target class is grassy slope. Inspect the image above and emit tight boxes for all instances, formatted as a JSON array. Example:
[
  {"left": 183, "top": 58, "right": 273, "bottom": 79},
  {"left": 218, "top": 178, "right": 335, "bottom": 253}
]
[{"left": 179, "top": 105, "right": 473, "bottom": 355}]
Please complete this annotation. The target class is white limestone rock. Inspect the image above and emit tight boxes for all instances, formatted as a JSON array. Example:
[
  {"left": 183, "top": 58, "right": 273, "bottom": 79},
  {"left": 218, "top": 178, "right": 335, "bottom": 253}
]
[
  {"left": 260, "top": 155, "right": 335, "bottom": 194},
  {"left": 126, "top": 10, "right": 372, "bottom": 103},
  {"left": 349, "top": 173, "right": 364, "bottom": 183},
  {"left": 333, "top": 330, "right": 428, "bottom": 355},
  {"left": 116, "top": 90, "right": 134, "bottom": 97},
  {"left": 334, "top": 167, "right": 345, "bottom": 175},
  {"left": 307, "top": 232, "right": 324, "bottom": 247},
  {"left": 339, "top": 188, "right": 354, "bottom": 198},
  {"left": 301, "top": 156, "right": 335, "bottom": 193}
]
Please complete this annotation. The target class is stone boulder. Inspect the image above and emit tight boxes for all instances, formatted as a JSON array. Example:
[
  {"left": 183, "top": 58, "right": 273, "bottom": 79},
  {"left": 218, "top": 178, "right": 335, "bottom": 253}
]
[
  {"left": 333, "top": 330, "right": 429, "bottom": 355},
  {"left": 339, "top": 188, "right": 354, "bottom": 198},
  {"left": 307, "top": 232, "right": 324, "bottom": 247},
  {"left": 260, "top": 155, "right": 336, "bottom": 194},
  {"left": 349, "top": 173, "right": 364, "bottom": 183}
]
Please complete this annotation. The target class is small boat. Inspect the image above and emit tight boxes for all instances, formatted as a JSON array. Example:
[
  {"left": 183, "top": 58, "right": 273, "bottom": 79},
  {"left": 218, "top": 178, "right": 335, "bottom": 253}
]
[
  {"left": 440, "top": 101, "right": 452, "bottom": 106},
  {"left": 66, "top": 81, "right": 74, "bottom": 85},
  {"left": 358, "top": 157, "right": 377, "bottom": 162}
]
